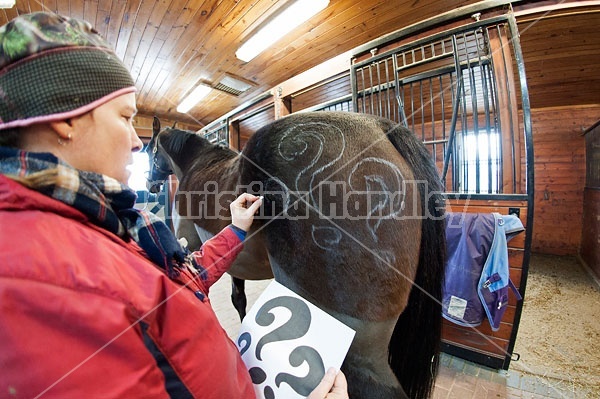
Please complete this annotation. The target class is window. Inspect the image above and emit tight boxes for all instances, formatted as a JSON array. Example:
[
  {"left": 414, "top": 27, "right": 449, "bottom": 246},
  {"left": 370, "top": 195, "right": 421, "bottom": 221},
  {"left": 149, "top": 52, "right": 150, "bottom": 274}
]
[
  {"left": 458, "top": 129, "right": 500, "bottom": 194},
  {"left": 128, "top": 151, "right": 150, "bottom": 192}
]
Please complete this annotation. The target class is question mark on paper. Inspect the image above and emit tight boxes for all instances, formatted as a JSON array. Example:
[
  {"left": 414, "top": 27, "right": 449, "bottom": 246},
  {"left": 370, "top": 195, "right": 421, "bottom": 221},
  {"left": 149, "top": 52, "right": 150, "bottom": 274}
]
[
  {"left": 275, "top": 345, "right": 325, "bottom": 396},
  {"left": 254, "top": 296, "right": 311, "bottom": 360},
  {"left": 238, "top": 332, "right": 251, "bottom": 356}
]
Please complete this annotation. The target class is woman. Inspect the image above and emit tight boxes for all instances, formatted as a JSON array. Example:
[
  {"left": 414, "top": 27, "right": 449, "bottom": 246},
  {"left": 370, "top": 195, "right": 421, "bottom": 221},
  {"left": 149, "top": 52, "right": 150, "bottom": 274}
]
[{"left": 0, "top": 12, "right": 347, "bottom": 398}]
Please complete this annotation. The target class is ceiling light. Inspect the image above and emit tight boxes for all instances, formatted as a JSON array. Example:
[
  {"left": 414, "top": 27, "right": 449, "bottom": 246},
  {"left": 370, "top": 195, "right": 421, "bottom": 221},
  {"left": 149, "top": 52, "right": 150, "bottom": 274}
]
[
  {"left": 0, "top": 0, "right": 15, "bottom": 8},
  {"left": 176, "top": 84, "right": 212, "bottom": 113},
  {"left": 235, "top": 0, "right": 329, "bottom": 63}
]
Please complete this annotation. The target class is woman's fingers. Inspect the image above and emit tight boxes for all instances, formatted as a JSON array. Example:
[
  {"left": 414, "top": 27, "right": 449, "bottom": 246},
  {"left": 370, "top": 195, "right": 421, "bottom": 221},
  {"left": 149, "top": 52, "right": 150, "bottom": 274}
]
[
  {"left": 307, "top": 368, "right": 348, "bottom": 399},
  {"left": 230, "top": 193, "right": 262, "bottom": 232},
  {"left": 307, "top": 368, "right": 337, "bottom": 399}
]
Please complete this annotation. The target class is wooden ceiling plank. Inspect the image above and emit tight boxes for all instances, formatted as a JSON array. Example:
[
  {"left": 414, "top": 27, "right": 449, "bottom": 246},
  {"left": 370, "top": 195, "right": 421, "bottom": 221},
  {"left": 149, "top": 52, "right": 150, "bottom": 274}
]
[
  {"left": 123, "top": 0, "right": 195, "bottom": 102},
  {"left": 131, "top": 0, "right": 183, "bottom": 85},
  {"left": 93, "top": 0, "right": 113, "bottom": 38},
  {"left": 82, "top": 0, "right": 98, "bottom": 28},
  {"left": 104, "top": 0, "right": 126, "bottom": 47},
  {"left": 113, "top": 0, "right": 142, "bottom": 59},
  {"left": 121, "top": 0, "right": 155, "bottom": 70}
]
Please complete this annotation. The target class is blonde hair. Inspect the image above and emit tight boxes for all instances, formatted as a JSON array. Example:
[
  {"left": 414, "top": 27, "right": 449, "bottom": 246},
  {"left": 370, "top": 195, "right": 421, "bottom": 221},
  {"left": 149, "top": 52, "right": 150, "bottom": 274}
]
[{"left": 7, "top": 168, "right": 60, "bottom": 189}]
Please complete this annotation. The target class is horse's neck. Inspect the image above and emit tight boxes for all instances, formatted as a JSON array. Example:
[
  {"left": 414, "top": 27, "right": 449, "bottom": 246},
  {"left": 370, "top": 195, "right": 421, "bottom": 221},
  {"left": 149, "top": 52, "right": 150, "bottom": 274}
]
[
  {"left": 163, "top": 133, "right": 240, "bottom": 187},
  {"left": 162, "top": 133, "right": 208, "bottom": 177}
]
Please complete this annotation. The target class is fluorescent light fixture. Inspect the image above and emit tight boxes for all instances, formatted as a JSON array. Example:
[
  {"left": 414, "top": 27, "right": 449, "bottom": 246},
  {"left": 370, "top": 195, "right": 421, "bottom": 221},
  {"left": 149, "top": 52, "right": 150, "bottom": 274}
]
[
  {"left": 0, "top": 0, "right": 15, "bottom": 8},
  {"left": 235, "top": 0, "right": 329, "bottom": 63},
  {"left": 176, "top": 84, "right": 212, "bottom": 113}
]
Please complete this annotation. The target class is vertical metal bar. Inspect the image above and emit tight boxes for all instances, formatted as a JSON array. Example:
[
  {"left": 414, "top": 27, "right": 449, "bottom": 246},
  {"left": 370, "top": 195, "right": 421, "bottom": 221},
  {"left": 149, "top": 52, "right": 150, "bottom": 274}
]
[
  {"left": 475, "top": 28, "right": 492, "bottom": 193},
  {"left": 385, "top": 58, "right": 392, "bottom": 120},
  {"left": 440, "top": 74, "right": 446, "bottom": 169},
  {"left": 376, "top": 61, "right": 382, "bottom": 117},
  {"left": 430, "top": 75, "right": 435, "bottom": 162},
  {"left": 497, "top": 23, "right": 518, "bottom": 192},
  {"left": 360, "top": 67, "right": 366, "bottom": 113},
  {"left": 458, "top": 35, "right": 470, "bottom": 192},
  {"left": 441, "top": 76, "right": 462, "bottom": 185},
  {"left": 442, "top": 34, "right": 463, "bottom": 186},
  {"left": 484, "top": 27, "right": 500, "bottom": 192},
  {"left": 351, "top": 61, "right": 358, "bottom": 112},
  {"left": 463, "top": 31, "right": 480, "bottom": 193},
  {"left": 410, "top": 82, "right": 415, "bottom": 132},
  {"left": 394, "top": 54, "right": 408, "bottom": 126},
  {"left": 505, "top": 12, "right": 535, "bottom": 371},
  {"left": 485, "top": 29, "right": 501, "bottom": 191},
  {"left": 368, "top": 64, "right": 375, "bottom": 115},
  {"left": 420, "top": 80, "right": 425, "bottom": 141}
]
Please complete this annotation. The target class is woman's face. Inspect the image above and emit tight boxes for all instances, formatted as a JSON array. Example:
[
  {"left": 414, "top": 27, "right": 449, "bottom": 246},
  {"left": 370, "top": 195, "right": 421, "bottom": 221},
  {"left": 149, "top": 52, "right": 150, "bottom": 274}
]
[{"left": 68, "top": 93, "right": 143, "bottom": 185}]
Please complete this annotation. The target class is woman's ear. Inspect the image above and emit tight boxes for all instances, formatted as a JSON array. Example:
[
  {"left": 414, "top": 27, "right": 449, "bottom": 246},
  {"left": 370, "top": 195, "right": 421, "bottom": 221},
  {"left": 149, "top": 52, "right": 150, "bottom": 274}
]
[{"left": 49, "top": 120, "right": 74, "bottom": 143}]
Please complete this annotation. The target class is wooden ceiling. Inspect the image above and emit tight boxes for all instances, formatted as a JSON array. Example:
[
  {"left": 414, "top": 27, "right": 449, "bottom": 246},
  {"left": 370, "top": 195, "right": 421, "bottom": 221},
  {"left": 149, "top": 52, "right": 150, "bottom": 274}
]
[
  {"left": 0, "top": 0, "right": 501, "bottom": 129},
  {"left": 1, "top": 0, "right": 598, "bottom": 132}
]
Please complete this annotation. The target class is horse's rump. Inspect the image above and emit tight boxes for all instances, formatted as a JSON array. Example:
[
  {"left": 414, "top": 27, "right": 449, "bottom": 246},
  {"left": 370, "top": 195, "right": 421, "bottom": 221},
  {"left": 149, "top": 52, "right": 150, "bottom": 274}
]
[
  {"left": 240, "top": 112, "right": 423, "bottom": 320},
  {"left": 240, "top": 111, "right": 445, "bottom": 399}
]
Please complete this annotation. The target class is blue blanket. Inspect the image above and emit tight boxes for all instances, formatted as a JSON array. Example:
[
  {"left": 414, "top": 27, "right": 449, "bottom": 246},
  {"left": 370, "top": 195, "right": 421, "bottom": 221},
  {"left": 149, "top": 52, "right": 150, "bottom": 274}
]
[{"left": 442, "top": 212, "right": 524, "bottom": 331}]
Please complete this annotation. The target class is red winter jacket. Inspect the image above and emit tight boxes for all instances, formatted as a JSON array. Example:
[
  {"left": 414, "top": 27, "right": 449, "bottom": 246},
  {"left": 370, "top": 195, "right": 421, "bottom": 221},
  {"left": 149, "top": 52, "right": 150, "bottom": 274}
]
[{"left": 0, "top": 175, "right": 255, "bottom": 398}]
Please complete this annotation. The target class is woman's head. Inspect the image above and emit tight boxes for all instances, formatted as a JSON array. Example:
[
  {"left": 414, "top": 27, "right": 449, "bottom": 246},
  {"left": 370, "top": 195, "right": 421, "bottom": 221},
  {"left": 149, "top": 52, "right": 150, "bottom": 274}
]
[{"left": 0, "top": 12, "right": 143, "bottom": 184}]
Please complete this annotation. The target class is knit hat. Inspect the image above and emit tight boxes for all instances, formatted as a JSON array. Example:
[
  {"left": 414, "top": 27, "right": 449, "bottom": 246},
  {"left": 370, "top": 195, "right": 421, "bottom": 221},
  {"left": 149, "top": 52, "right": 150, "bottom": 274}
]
[{"left": 0, "top": 12, "right": 136, "bottom": 131}]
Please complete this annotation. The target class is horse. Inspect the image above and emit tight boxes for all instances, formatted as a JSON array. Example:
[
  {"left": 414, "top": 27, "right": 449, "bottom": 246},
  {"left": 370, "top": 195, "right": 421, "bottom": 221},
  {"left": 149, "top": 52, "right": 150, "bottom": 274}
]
[
  {"left": 145, "top": 111, "right": 446, "bottom": 399},
  {"left": 145, "top": 117, "right": 273, "bottom": 321}
]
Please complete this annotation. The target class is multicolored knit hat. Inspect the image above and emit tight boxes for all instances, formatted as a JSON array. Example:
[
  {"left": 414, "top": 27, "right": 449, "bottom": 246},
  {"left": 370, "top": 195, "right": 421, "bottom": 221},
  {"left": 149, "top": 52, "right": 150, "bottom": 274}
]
[{"left": 0, "top": 12, "right": 136, "bottom": 131}]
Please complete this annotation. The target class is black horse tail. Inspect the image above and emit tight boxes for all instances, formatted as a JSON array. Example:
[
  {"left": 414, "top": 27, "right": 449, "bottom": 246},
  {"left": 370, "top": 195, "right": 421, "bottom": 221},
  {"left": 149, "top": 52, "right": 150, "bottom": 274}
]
[{"left": 385, "top": 122, "right": 446, "bottom": 399}]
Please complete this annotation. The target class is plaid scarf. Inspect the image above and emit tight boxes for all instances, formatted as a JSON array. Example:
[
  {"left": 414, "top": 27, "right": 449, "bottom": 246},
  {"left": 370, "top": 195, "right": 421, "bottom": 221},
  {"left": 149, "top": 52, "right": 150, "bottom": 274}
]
[{"left": 0, "top": 147, "right": 204, "bottom": 279}]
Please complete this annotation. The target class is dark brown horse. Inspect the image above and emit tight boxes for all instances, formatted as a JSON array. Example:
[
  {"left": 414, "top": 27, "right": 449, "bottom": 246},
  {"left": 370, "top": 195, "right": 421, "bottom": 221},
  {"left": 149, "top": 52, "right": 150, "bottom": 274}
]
[
  {"left": 146, "top": 117, "right": 273, "bottom": 320},
  {"left": 146, "top": 111, "right": 446, "bottom": 399}
]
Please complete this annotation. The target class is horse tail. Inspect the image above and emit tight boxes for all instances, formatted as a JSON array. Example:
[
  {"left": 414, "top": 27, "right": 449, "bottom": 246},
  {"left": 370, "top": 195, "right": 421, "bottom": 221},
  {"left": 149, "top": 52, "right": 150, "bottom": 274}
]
[{"left": 385, "top": 122, "right": 446, "bottom": 399}]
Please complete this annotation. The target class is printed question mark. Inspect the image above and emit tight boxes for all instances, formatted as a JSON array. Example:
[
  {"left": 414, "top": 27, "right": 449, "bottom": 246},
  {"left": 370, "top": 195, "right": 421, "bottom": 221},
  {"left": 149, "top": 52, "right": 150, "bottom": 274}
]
[
  {"left": 254, "top": 296, "right": 311, "bottom": 360},
  {"left": 248, "top": 366, "right": 276, "bottom": 399},
  {"left": 238, "top": 332, "right": 251, "bottom": 356},
  {"left": 275, "top": 345, "right": 325, "bottom": 396}
]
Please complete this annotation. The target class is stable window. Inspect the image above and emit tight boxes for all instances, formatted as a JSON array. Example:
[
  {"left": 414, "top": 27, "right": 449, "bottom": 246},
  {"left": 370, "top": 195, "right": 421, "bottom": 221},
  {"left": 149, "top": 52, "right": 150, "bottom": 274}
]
[
  {"left": 128, "top": 151, "right": 150, "bottom": 192},
  {"left": 458, "top": 129, "right": 501, "bottom": 193}
]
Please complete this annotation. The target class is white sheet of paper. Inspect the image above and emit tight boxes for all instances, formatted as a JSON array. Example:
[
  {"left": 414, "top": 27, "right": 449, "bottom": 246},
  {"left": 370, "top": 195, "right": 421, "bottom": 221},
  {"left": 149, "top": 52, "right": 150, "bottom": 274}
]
[{"left": 236, "top": 281, "right": 355, "bottom": 399}]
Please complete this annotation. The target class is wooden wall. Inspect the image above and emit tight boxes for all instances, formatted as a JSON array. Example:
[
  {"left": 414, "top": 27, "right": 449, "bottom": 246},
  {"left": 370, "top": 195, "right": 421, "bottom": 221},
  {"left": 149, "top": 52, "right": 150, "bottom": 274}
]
[{"left": 529, "top": 106, "right": 599, "bottom": 255}]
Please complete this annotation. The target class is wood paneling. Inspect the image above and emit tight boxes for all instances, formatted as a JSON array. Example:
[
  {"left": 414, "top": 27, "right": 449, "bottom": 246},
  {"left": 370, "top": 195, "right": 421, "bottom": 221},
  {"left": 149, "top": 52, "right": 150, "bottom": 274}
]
[
  {"left": 235, "top": 105, "right": 275, "bottom": 150},
  {"left": 529, "top": 106, "right": 599, "bottom": 255},
  {"left": 516, "top": 10, "right": 600, "bottom": 110},
  {"left": 291, "top": 73, "right": 351, "bottom": 113}
]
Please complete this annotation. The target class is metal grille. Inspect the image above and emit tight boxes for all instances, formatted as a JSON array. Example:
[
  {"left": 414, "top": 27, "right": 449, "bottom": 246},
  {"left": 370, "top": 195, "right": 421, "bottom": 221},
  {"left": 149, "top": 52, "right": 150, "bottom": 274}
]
[
  {"left": 352, "top": 17, "right": 526, "bottom": 194},
  {"left": 203, "top": 123, "right": 229, "bottom": 146}
]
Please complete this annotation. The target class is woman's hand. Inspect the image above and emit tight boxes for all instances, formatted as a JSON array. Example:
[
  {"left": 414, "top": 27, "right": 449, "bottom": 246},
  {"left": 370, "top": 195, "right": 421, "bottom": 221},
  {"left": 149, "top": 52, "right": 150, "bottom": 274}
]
[
  {"left": 307, "top": 368, "right": 348, "bottom": 399},
  {"left": 230, "top": 193, "right": 262, "bottom": 232}
]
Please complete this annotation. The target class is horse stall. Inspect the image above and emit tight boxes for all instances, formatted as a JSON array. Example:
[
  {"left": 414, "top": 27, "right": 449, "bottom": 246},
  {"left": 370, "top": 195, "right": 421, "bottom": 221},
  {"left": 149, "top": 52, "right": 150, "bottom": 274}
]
[
  {"left": 349, "top": 11, "right": 533, "bottom": 370},
  {"left": 196, "top": 9, "right": 535, "bottom": 372}
]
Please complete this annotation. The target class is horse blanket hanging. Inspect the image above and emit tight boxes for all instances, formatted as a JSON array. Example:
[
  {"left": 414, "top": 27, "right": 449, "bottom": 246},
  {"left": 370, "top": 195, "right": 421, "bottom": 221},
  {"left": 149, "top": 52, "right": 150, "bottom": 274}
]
[{"left": 442, "top": 212, "right": 524, "bottom": 331}]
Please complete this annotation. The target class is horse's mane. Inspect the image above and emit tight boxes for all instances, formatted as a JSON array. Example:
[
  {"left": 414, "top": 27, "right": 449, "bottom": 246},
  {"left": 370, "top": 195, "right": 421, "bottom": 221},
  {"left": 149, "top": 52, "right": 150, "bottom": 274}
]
[
  {"left": 160, "top": 128, "right": 196, "bottom": 155},
  {"left": 160, "top": 128, "right": 237, "bottom": 172}
]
